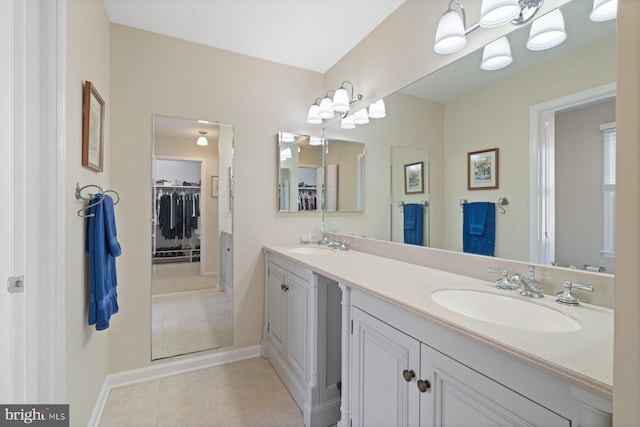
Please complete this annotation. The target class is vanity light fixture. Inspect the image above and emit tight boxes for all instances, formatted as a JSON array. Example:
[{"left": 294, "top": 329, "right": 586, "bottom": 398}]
[
  {"left": 526, "top": 9, "right": 567, "bottom": 51},
  {"left": 368, "top": 99, "right": 386, "bottom": 119},
  {"left": 590, "top": 0, "right": 617, "bottom": 22},
  {"left": 434, "top": 0, "right": 543, "bottom": 55},
  {"left": 306, "top": 81, "right": 362, "bottom": 124},
  {"left": 480, "top": 36, "right": 513, "bottom": 70},
  {"left": 196, "top": 131, "right": 208, "bottom": 146}
]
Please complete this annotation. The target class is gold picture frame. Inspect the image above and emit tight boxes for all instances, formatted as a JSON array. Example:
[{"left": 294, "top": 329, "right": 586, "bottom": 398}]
[{"left": 82, "top": 81, "right": 105, "bottom": 172}]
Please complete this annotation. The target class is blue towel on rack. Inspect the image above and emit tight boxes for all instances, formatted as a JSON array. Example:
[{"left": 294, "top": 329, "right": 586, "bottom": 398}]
[
  {"left": 463, "top": 202, "right": 495, "bottom": 256},
  {"left": 86, "top": 194, "right": 122, "bottom": 331},
  {"left": 403, "top": 203, "right": 424, "bottom": 246}
]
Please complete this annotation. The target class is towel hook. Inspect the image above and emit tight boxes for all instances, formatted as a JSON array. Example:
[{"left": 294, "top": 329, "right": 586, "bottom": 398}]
[
  {"left": 76, "top": 183, "right": 120, "bottom": 218},
  {"left": 497, "top": 197, "right": 509, "bottom": 214}
]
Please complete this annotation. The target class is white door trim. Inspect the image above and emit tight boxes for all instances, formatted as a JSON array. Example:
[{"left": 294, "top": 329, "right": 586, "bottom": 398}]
[
  {"left": 6, "top": 0, "right": 67, "bottom": 404},
  {"left": 529, "top": 82, "right": 616, "bottom": 264}
]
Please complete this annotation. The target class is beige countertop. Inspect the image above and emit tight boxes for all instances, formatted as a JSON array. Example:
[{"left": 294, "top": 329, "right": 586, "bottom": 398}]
[{"left": 264, "top": 244, "right": 614, "bottom": 400}]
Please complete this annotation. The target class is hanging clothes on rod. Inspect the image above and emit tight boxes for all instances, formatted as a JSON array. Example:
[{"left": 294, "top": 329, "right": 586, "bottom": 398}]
[{"left": 157, "top": 189, "right": 200, "bottom": 240}]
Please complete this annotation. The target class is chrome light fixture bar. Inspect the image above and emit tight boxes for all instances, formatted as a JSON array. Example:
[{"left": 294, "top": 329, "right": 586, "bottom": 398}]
[
  {"left": 434, "top": 0, "right": 543, "bottom": 55},
  {"left": 306, "top": 81, "right": 362, "bottom": 124}
]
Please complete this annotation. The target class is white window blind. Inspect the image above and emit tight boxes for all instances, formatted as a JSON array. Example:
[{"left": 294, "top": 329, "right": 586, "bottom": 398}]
[{"left": 601, "top": 122, "right": 615, "bottom": 258}]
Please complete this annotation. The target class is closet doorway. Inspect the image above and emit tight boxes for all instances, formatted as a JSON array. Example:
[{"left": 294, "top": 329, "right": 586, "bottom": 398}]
[{"left": 151, "top": 116, "right": 234, "bottom": 360}]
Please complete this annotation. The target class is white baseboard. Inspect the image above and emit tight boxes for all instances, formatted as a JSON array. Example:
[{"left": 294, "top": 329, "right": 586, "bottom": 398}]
[{"left": 88, "top": 345, "right": 261, "bottom": 427}]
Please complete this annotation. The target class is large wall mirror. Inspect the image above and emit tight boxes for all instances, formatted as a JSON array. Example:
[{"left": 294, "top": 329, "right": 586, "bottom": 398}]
[
  {"left": 151, "top": 115, "right": 234, "bottom": 360},
  {"left": 323, "top": 0, "right": 616, "bottom": 274}
]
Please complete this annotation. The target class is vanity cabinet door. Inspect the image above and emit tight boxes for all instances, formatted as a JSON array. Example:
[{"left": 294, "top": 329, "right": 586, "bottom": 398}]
[
  {"left": 267, "top": 262, "right": 286, "bottom": 354},
  {"left": 420, "top": 343, "right": 570, "bottom": 427},
  {"left": 285, "top": 272, "right": 310, "bottom": 380},
  {"left": 351, "top": 307, "right": 420, "bottom": 427}
]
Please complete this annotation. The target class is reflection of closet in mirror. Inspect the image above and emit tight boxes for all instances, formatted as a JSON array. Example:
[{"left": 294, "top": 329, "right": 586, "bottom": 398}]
[
  {"left": 151, "top": 116, "right": 233, "bottom": 360},
  {"left": 278, "top": 133, "right": 323, "bottom": 212},
  {"left": 391, "top": 146, "right": 430, "bottom": 246}
]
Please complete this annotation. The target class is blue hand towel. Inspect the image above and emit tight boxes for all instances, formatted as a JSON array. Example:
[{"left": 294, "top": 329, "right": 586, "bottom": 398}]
[
  {"left": 403, "top": 203, "right": 424, "bottom": 246},
  {"left": 86, "top": 194, "right": 121, "bottom": 331},
  {"left": 463, "top": 202, "right": 495, "bottom": 256}
]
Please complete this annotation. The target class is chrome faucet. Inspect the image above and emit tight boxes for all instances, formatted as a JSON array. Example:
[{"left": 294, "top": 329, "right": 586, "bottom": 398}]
[
  {"left": 487, "top": 267, "right": 519, "bottom": 290},
  {"left": 518, "top": 265, "right": 544, "bottom": 298},
  {"left": 556, "top": 280, "right": 594, "bottom": 305}
]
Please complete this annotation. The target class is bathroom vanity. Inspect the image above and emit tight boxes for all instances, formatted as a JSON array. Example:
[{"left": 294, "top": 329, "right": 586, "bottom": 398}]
[{"left": 262, "top": 245, "right": 613, "bottom": 427}]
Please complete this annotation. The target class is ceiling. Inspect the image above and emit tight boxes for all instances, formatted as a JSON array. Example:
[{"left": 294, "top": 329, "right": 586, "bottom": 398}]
[{"left": 102, "top": 0, "right": 406, "bottom": 73}]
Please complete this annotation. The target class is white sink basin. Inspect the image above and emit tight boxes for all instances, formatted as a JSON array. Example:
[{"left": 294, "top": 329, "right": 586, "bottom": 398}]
[
  {"left": 430, "top": 289, "right": 581, "bottom": 333},
  {"left": 288, "top": 247, "right": 335, "bottom": 255}
]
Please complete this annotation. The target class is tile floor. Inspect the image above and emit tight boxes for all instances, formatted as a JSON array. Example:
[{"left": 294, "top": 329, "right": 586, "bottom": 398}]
[
  {"left": 151, "top": 262, "right": 233, "bottom": 360},
  {"left": 99, "top": 357, "right": 304, "bottom": 427}
]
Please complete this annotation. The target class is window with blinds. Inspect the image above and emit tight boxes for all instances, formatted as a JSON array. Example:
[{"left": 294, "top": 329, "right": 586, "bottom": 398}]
[{"left": 601, "top": 122, "right": 615, "bottom": 258}]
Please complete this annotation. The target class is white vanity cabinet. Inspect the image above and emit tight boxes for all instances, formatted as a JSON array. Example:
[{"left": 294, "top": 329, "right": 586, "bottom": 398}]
[
  {"left": 265, "top": 257, "right": 312, "bottom": 382},
  {"left": 350, "top": 289, "right": 611, "bottom": 427},
  {"left": 262, "top": 251, "right": 342, "bottom": 427}
]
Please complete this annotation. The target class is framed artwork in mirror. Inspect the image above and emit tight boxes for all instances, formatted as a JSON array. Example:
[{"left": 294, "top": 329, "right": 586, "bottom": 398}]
[
  {"left": 211, "top": 175, "right": 218, "bottom": 198},
  {"left": 404, "top": 161, "right": 424, "bottom": 194},
  {"left": 468, "top": 148, "right": 499, "bottom": 190},
  {"left": 82, "top": 81, "right": 105, "bottom": 172}
]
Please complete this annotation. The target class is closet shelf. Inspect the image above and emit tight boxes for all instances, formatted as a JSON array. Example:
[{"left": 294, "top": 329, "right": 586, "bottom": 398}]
[{"left": 153, "top": 184, "right": 201, "bottom": 190}]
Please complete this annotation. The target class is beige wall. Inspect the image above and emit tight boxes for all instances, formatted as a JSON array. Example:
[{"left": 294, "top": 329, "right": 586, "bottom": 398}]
[
  {"left": 108, "top": 24, "right": 324, "bottom": 373},
  {"left": 556, "top": 99, "right": 615, "bottom": 273},
  {"left": 65, "top": 0, "right": 111, "bottom": 424}
]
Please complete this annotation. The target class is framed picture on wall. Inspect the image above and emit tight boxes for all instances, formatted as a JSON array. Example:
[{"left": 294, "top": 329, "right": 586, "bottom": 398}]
[
  {"left": 404, "top": 161, "right": 424, "bottom": 194},
  {"left": 468, "top": 148, "right": 499, "bottom": 190},
  {"left": 82, "top": 81, "right": 105, "bottom": 172}
]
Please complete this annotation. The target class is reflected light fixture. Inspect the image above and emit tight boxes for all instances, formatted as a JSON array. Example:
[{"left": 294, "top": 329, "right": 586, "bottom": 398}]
[
  {"left": 281, "top": 132, "right": 295, "bottom": 143},
  {"left": 590, "top": 0, "right": 617, "bottom": 22},
  {"left": 309, "top": 137, "right": 323, "bottom": 146},
  {"left": 341, "top": 115, "right": 356, "bottom": 129},
  {"left": 526, "top": 9, "right": 567, "bottom": 51},
  {"left": 480, "top": 36, "right": 513, "bottom": 70},
  {"left": 368, "top": 99, "right": 386, "bottom": 118},
  {"left": 196, "top": 131, "right": 208, "bottom": 146},
  {"left": 353, "top": 108, "right": 369, "bottom": 125}
]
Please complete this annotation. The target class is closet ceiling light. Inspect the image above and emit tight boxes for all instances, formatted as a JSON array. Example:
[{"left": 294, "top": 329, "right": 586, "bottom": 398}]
[
  {"left": 526, "top": 9, "right": 567, "bottom": 51},
  {"left": 480, "top": 36, "right": 513, "bottom": 71},
  {"left": 196, "top": 131, "right": 208, "bottom": 146},
  {"left": 368, "top": 99, "right": 387, "bottom": 118},
  {"left": 590, "top": 0, "right": 617, "bottom": 22},
  {"left": 309, "top": 137, "right": 323, "bottom": 146}
]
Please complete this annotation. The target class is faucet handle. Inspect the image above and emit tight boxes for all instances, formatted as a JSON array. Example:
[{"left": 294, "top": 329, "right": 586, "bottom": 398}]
[
  {"left": 488, "top": 267, "right": 517, "bottom": 290},
  {"left": 556, "top": 280, "right": 594, "bottom": 305},
  {"left": 339, "top": 240, "right": 350, "bottom": 251}
]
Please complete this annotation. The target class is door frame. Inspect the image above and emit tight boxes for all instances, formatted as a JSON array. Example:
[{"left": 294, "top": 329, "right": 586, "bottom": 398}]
[
  {"left": 529, "top": 82, "right": 616, "bottom": 265},
  {"left": 2, "top": 0, "right": 67, "bottom": 403}
]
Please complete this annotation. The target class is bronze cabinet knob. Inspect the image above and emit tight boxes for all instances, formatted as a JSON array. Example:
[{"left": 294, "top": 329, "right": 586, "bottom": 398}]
[
  {"left": 402, "top": 369, "right": 416, "bottom": 382},
  {"left": 417, "top": 379, "right": 431, "bottom": 393}
]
